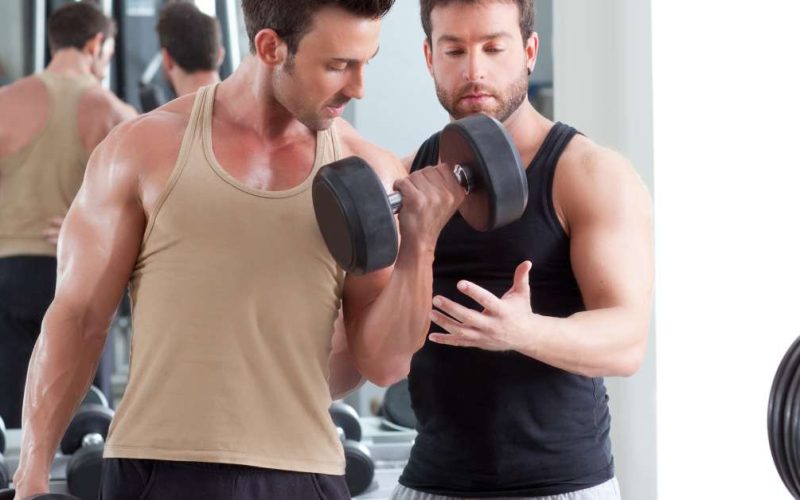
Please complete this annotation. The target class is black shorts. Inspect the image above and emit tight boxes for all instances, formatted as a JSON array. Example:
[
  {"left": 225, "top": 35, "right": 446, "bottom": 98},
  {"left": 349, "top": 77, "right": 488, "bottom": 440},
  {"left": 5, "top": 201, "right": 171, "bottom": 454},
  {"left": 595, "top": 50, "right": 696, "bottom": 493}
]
[
  {"left": 100, "top": 458, "right": 350, "bottom": 500},
  {"left": 0, "top": 256, "right": 56, "bottom": 428}
]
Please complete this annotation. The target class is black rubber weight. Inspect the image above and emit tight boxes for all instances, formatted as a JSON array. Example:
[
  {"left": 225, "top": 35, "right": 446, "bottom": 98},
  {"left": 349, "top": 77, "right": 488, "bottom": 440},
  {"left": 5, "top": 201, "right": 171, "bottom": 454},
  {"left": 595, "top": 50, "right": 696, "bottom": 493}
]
[
  {"left": 329, "top": 402, "right": 362, "bottom": 442},
  {"left": 313, "top": 157, "right": 398, "bottom": 274},
  {"left": 0, "top": 415, "right": 6, "bottom": 455},
  {"left": 785, "top": 357, "right": 800, "bottom": 496},
  {"left": 66, "top": 445, "right": 105, "bottom": 500},
  {"left": 343, "top": 440, "right": 374, "bottom": 497},
  {"left": 768, "top": 334, "right": 800, "bottom": 498},
  {"left": 440, "top": 114, "right": 527, "bottom": 231},
  {"left": 382, "top": 379, "right": 417, "bottom": 430}
]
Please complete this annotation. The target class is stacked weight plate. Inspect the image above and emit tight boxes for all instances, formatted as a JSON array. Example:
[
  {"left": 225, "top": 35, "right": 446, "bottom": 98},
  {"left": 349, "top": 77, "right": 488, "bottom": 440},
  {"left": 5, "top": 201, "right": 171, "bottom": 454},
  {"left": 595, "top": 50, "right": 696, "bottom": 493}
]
[{"left": 769, "top": 335, "right": 800, "bottom": 498}]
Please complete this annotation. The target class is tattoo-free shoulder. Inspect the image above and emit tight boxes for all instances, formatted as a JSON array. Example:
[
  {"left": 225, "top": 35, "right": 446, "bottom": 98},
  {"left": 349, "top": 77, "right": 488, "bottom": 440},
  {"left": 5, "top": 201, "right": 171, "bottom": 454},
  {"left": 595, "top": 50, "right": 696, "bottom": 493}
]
[{"left": 334, "top": 118, "right": 406, "bottom": 187}]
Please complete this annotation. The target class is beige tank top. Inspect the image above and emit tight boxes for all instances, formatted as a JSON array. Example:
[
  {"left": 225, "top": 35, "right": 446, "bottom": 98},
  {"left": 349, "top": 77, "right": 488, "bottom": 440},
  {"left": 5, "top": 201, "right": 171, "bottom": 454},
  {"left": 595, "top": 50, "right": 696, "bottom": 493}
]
[
  {"left": 0, "top": 71, "right": 96, "bottom": 258},
  {"left": 105, "top": 85, "right": 348, "bottom": 474}
]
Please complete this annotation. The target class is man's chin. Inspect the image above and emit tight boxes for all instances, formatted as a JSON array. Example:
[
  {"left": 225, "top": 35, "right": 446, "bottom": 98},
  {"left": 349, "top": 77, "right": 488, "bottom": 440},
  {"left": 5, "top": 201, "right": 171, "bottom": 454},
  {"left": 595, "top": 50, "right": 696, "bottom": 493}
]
[{"left": 452, "top": 104, "right": 501, "bottom": 121}]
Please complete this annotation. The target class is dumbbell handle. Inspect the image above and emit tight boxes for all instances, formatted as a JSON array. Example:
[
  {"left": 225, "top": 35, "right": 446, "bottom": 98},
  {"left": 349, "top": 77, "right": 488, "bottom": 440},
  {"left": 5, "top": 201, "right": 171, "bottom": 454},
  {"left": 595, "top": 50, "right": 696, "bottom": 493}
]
[{"left": 387, "top": 163, "right": 473, "bottom": 213}]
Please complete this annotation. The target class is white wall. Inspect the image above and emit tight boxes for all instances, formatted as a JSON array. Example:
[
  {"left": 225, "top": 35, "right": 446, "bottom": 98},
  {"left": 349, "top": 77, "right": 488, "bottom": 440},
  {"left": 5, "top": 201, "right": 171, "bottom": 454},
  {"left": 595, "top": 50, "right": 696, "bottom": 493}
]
[
  {"left": 653, "top": 1, "right": 800, "bottom": 498},
  {"left": 554, "top": 2, "right": 656, "bottom": 499}
]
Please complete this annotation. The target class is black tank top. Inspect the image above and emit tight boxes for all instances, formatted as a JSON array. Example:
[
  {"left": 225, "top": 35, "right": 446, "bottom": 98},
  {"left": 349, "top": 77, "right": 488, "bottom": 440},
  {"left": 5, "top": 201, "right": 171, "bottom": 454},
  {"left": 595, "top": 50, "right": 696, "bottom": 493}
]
[{"left": 399, "top": 123, "right": 614, "bottom": 497}]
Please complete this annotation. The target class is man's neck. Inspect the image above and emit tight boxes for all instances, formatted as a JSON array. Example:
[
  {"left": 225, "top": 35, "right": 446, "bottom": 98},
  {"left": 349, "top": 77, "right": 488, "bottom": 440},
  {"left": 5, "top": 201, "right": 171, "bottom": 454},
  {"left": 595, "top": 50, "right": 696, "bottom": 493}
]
[
  {"left": 46, "top": 49, "right": 96, "bottom": 80},
  {"left": 500, "top": 101, "right": 554, "bottom": 168},
  {"left": 173, "top": 70, "right": 221, "bottom": 98},
  {"left": 213, "top": 56, "right": 313, "bottom": 145}
]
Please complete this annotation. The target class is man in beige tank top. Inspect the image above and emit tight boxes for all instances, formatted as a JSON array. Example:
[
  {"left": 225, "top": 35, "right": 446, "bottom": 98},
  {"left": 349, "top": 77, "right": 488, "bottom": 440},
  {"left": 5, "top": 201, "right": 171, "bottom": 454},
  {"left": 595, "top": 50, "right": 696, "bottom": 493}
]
[
  {"left": 0, "top": 2, "right": 136, "bottom": 430},
  {"left": 156, "top": 2, "right": 224, "bottom": 98},
  {"left": 14, "top": 1, "right": 467, "bottom": 498}
]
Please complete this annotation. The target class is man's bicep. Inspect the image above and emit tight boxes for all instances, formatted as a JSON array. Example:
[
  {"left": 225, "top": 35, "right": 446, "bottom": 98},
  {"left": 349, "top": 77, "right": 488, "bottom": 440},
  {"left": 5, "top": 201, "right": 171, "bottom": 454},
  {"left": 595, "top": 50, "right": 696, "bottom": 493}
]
[
  {"left": 54, "top": 140, "right": 145, "bottom": 330},
  {"left": 567, "top": 157, "right": 654, "bottom": 311},
  {"left": 340, "top": 268, "right": 392, "bottom": 333}
]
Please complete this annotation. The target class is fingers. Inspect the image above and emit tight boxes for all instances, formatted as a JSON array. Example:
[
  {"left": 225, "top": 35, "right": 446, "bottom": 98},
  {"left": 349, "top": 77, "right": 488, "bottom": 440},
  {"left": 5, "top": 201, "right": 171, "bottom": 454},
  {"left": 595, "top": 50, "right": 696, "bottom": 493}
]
[
  {"left": 428, "top": 311, "right": 478, "bottom": 347},
  {"left": 456, "top": 280, "right": 501, "bottom": 314},
  {"left": 432, "top": 295, "right": 485, "bottom": 327},
  {"left": 512, "top": 261, "right": 532, "bottom": 292}
]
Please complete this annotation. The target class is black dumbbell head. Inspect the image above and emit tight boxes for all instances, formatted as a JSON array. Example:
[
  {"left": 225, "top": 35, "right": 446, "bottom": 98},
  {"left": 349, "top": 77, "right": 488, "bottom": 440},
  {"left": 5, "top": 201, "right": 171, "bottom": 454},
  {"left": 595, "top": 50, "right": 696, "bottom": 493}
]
[
  {"left": 769, "top": 334, "right": 800, "bottom": 498},
  {"left": 329, "top": 402, "right": 362, "bottom": 442},
  {"left": 0, "top": 416, "right": 6, "bottom": 455},
  {"left": 60, "top": 405, "right": 114, "bottom": 456},
  {"left": 0, "top": 454, "right": 8, "bottom": 489},
  {"left": 313, "top": 157, "right": 399, "bottom": 274},
  {"left": 441, "top": 114, "right": 528, "bottom": 231},
  {"left": 381, "top": 379, "right": 417, "bottom": 430},
  {"left": 343, "top": 440, "right": 374, "bottom": 497},
  {"left": 80, "top": 386, "right": 109, "bottom": 409},
  {"left": 66, "top": 445, "right": 104, "bottom": 500}
]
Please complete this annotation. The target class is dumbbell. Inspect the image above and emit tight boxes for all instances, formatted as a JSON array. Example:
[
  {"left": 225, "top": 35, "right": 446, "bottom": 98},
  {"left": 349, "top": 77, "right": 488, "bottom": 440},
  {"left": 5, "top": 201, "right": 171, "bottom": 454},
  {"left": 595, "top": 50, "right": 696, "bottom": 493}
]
[
  {"left": 0, "top": 491, "right": 80, "bottom": 500},
  {"left": 0, "top": 416, "right": 5, "bottom": 456},
  {"left": 0, "top": 452, "right": 8, "bottom": 490},
  {"left": 60, "top": 405, "right": 113, "bottom": 500},
  {"left": 379, "top": 379, "right": 417, "bottom": 432},
  {"left": 313, "top": 113, "right": 528, "bottom": 274},
  {"left": 329, "top": 403, "right": 375, "bottom": 497},
  {"left": 80, "top": 386, "right": 109, "bottom": 409}
]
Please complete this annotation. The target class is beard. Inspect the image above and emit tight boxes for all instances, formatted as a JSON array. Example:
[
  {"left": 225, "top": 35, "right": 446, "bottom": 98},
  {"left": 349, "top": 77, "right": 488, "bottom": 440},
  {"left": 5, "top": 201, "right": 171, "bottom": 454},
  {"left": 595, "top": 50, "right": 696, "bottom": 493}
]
[{"left": 435, "top": 66, "right": 529, "bottom": 123}]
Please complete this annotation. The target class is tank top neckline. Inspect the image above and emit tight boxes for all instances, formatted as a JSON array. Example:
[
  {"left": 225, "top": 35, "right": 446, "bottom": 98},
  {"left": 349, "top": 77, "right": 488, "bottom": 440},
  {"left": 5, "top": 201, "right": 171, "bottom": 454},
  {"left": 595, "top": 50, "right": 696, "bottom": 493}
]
[{"left": 200, "top": 83, "right": 331, "bottom": 199}]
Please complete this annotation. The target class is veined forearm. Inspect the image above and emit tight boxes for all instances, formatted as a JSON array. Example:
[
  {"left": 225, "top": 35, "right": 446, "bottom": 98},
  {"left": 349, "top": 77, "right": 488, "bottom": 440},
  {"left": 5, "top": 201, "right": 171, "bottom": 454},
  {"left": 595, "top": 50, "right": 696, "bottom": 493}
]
[
  {"left": 519, "top": 307, "right": 649, "bottom": 378},
  {"left": 15, "top": 302, "right": 108, "bottom": 485},
  {"left": 349, "top": 245, "right": 435, "bottom": 385}
]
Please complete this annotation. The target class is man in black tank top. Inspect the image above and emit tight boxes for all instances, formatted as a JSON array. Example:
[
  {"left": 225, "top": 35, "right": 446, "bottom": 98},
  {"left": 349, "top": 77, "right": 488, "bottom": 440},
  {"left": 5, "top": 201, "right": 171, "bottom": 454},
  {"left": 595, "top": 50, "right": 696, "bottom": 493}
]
[{"left": 391, "top": 1, "right": 654, "bottom": 499}]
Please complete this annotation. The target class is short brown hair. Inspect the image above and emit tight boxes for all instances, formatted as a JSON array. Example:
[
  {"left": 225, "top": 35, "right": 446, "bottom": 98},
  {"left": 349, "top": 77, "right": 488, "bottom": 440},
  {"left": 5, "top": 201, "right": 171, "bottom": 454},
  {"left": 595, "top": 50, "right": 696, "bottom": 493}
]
[
  {"left": 420, "top": 0, "right": 534, "bottom": 45},
  {"left": 48, "top": 2, "right": 116, "bottom": 53},
  {"left": 241, "top": 0, "right": 395, "bottom": 55},
  {"left": 157, "top": 2, "right": 222, "bottom": 72}
]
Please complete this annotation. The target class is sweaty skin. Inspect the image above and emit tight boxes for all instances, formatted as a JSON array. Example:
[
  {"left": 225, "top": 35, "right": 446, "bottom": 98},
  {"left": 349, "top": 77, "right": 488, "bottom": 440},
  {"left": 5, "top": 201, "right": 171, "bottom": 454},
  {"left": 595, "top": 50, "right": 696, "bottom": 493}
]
[
  {"left": 402, "top": 1, "right": 653, "bottom": 378},
  {"left": 12, "top": 7, "right": 463, "bottom": 497}
]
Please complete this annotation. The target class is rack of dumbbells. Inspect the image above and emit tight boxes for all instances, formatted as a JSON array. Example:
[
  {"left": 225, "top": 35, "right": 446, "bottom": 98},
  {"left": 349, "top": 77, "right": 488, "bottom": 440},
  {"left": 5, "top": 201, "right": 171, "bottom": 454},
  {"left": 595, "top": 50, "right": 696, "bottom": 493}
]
[{"left": 0, "top": 386, "right": 113, "bottom": 500}]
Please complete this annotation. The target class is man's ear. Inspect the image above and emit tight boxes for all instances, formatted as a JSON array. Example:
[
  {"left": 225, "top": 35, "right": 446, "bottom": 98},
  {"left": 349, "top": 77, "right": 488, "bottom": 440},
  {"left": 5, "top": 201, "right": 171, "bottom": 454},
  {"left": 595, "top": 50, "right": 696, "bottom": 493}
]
[
  {"left": 83, "top": 32, "right": 105, "bottom": 58},
  {"left": 161, "top": 48, "right": 175, "bottom": 72},
  {"left": 525, "top": 31, "right": 539, "bottom": 75},
  {"left": 253, "top": 29, "right": 287, "bottom": 68},
  {"left": 217, "top": 46, "right": 226, "bottom": 68},
  {"left": 423, "top": 38, "right": 434, "bottom": 77}
]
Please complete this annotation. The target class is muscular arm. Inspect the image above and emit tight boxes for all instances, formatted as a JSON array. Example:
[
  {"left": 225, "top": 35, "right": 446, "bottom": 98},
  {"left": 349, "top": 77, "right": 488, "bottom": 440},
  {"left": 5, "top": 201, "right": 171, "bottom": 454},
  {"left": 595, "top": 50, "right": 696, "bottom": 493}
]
[
  {"left": 428, "top": 142, "right": 653, "bottom": 378},
  {"left": 520, "top": 145, "right": 654, "bottom": 377},
  {"left": 328, "top": 311, "right": 365, "bottom": 399},
  {"left": 13, "top": 125, "right": 146, "bottom": 496},
  {"left": 336, "top": 126, "right": 463, "bottom": 386}
]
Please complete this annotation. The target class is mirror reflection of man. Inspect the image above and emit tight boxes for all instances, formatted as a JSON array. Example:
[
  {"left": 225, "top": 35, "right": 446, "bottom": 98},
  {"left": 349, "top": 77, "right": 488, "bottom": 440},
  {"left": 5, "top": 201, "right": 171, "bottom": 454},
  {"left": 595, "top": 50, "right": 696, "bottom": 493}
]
[
  {"left": 157, "top": 1, "right": 224, "bottom": 98},
  {"left": 0, "top": 2, "right": 136, "bottom": 429}
]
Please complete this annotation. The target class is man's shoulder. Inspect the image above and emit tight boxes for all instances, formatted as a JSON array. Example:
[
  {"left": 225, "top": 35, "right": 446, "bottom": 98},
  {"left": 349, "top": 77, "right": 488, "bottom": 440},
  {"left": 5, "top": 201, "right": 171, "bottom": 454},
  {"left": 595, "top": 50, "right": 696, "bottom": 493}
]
[
  {"left": 0, "top": 75, "right": 46, "bottom": 106},
  {"left": 555, "top": 132, "right": 650, "bottom": 223},
  {"left": 80, "top": 86, "right": 138, "bottom": 123},
  {"left": 96, "top": 95, "right": 196, "bottom": 169},
  {"left": 558, "top": 133, "right": 635, "bottom": 185},
  {"left": 334, "top": 118, "right": 405, "bottom": 184}
]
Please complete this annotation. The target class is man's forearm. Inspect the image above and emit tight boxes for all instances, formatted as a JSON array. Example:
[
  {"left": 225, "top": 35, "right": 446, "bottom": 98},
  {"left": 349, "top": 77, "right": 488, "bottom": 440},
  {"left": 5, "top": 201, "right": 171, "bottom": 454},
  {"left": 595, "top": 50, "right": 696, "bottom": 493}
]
[
  {"left": 348, "top": 244, "right": 435, "bottom": 386},
  {"left": 519, "top": 307, "right": 649, "bottom": 378},
  {"left": 14, "top": 301, "right": 107, "bottom": 488}
]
